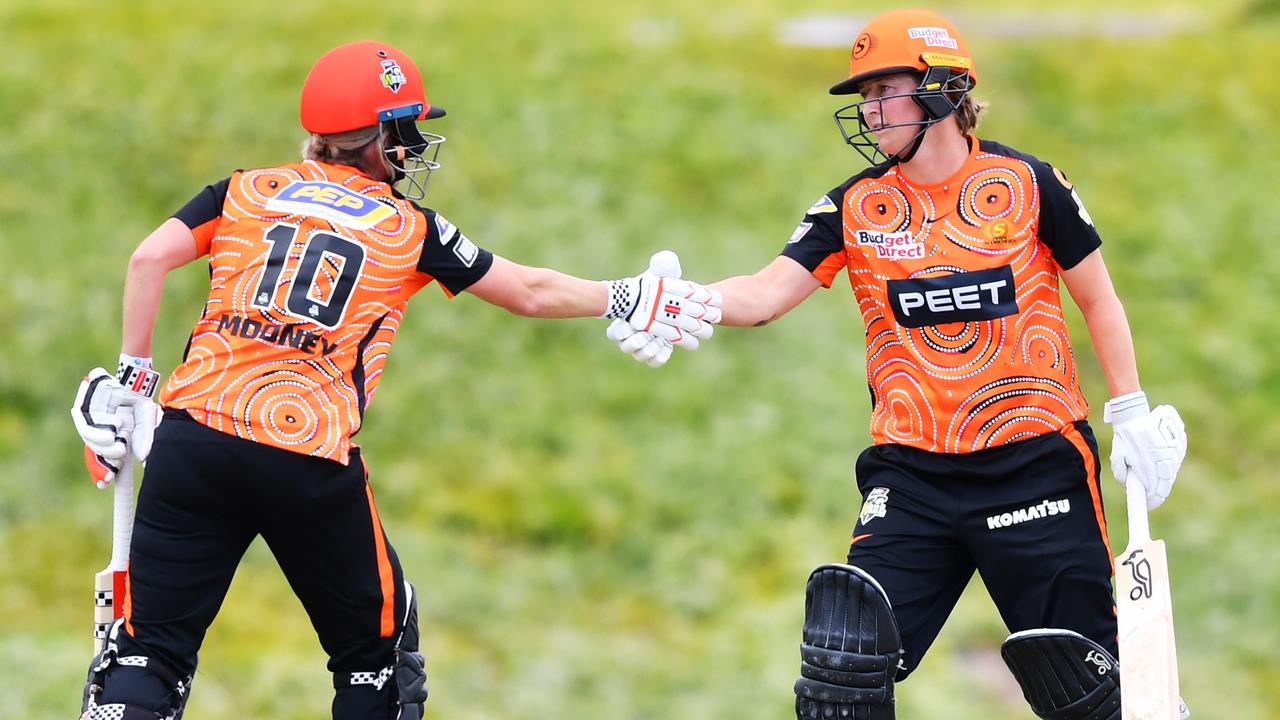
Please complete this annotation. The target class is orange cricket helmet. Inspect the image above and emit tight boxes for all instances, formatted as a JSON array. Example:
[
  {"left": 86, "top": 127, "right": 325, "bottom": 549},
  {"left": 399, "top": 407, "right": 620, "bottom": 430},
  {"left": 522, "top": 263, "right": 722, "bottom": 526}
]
[
  {"left": 830, "top": 8, "right": 977, "bottom": 95},
  {"left": 829, "top": 9, "right": 978, "bottom": 166},
  {"left": 300, "top": 40, "right": 445, "bottom": 134}
]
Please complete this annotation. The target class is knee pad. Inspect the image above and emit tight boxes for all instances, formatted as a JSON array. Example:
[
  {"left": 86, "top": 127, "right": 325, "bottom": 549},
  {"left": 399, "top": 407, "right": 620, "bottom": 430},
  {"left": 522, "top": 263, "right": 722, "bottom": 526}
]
[
  {"left": 333, "top": 580, "right": 428, "bottom": 720},
  {"left": 1001, "top": 628, "right": 1120, "bottom": 720},
  {"left": 81, "top": 620, "right": 195, "bottom": 720},
  {"left": 794, "top": 564, "right": 902, "bottom": 720}
]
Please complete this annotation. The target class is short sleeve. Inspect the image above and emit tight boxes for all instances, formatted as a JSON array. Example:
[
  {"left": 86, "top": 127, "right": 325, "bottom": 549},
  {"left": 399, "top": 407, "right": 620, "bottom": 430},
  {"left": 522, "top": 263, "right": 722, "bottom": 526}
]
[
  {"left": 415, "top": 208, "right": 494, "bottom": 296},
  {"left": 172, "top": 176, "right": 232, "bottom": 256},
  {"left": 780, "top": 192, "right": 847, "bottom": 288},
  {"left": 1034, "top": 163, "right": 1102, "bottom": 270}
]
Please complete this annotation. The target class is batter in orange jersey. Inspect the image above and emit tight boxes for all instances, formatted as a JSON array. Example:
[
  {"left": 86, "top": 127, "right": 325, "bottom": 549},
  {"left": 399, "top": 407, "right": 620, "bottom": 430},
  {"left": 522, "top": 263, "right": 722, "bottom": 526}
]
[
  {"left": 161, "top": 160, "right": 482, "bottom": 463},
  {"left": 615, "top": 9, "right": 1188, "bottom": 719},
  {"left": 70, "top": 40, "right": 721, "bottom": 720},
  {"left": 792, "top": 136, "right": 1095, "bottom": 453}
]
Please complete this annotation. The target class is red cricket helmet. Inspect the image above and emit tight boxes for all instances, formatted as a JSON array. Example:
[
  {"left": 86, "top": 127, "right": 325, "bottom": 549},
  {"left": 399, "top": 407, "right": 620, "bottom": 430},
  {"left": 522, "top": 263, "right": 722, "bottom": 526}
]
[{"left": 300, "top": 41, "right": 445, "bottom": 135}]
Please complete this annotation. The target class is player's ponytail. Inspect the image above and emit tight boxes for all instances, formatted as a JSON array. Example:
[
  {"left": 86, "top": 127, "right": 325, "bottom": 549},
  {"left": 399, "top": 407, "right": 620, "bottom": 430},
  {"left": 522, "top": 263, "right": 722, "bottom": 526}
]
[{"left": 301, "top": 125, "right": 382, "bottom": 173}]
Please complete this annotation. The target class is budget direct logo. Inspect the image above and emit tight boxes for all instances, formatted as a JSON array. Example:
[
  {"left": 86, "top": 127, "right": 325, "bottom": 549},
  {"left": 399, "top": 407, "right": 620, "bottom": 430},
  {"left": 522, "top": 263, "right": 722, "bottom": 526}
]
[
  {"left": 856, "top": 229, "right": 924, "bottom": 260},
  {"left": 266, "top": 181, "right": 395, "bottom": 229},
  {"left": 907, "top": 26, "right": 959, "bottom": 49},
  {"left": 887, "top": 265, "right": 1019, "bottom": 328}
]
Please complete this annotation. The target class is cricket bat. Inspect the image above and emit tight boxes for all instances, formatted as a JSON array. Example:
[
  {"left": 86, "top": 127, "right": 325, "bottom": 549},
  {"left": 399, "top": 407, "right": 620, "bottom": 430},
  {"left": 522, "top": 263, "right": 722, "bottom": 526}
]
[
  {"left": 92, "top": 434, "right": 136, "bottom": 655},
  {"left": 1116, "top": 478, "right": 1187, "bottom": 719}
]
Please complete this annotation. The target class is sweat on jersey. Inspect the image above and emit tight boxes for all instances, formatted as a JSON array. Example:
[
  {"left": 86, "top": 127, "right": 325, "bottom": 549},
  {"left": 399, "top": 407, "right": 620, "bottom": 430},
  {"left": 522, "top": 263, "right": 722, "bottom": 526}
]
[
  {"left": 159, "top": 160, "right": 494, "bottom": 464},
  {"left": 782, "top": 137, "right": 1101, "bottom": 454}
]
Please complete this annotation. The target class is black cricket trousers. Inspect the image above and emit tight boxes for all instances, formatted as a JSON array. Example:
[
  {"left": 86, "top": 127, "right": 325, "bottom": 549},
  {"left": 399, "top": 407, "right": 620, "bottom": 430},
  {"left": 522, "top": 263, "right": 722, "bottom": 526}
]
[
  {"left": 100, "top": 410, "right": 408, "bottom": 719},
  {"left": 846, "top": 421, "right": 1117, "bottom": 680}
]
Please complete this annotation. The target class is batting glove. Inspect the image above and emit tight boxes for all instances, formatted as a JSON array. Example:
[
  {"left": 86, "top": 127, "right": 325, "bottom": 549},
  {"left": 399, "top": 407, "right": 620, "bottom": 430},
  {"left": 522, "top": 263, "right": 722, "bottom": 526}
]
[
  {"left": 1104, "top": 391, "right": 1187, "bottom": 511},
  {"left": 72, "top": 355, "right": 163, "bottom": 487},
  {"left": 601, "top": 252, "right": 722, "bottom": 351},
  {"left": 606, "top": 319, "right": 673, "bottom": 367}
]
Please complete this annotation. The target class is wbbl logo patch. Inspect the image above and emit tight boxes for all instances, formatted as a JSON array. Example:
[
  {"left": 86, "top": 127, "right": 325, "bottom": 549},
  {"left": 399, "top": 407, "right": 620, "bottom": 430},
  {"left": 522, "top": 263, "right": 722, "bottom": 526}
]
[
  {"left": 859, "top": 487, "right": 890, "bottom": 526},
  {"left": 381, "top": 59, "right": 407, "bottom": 93}
]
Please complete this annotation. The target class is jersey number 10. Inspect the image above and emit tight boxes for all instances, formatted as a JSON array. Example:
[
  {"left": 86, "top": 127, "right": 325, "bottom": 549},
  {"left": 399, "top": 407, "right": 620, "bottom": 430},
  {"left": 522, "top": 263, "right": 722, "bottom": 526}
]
[{"left": 251, "top": 223, "right": 366, "bottom": 329}]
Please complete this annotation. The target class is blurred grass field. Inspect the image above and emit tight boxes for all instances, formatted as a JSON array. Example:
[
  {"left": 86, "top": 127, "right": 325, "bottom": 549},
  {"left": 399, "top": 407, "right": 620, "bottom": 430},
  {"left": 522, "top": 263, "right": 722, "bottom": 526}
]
[{"left": 2, "top": 0, "right": 1278, "bottom": 717}]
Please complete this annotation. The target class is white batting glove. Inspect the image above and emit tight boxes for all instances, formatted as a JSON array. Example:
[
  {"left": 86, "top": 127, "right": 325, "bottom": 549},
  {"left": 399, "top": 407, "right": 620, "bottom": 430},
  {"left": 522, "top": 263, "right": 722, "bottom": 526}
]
[
  {"left": 72, "top": 355, "right": 163, "bottom": 487},
  {"left": 1104, "top": 391, "right": 1187, "bottom": 511},
  {"left": 606, "top": 319, "right": 673, "bottom": 367},
  {"left": 601, "top": 251, "right": 722, "bottom": 351}
]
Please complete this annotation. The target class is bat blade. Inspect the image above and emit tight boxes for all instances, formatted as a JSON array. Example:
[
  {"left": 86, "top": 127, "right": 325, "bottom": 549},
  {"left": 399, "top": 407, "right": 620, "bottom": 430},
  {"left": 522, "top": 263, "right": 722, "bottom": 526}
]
[
  {"left": 91, "top": 440, "right": 136, "bottom": 655},
  {"left": 1116, "top": 481, "right": 1182, "bottom": 719},
  {"left": 93, "top": 567, "right": 127, "bottom": 655}
]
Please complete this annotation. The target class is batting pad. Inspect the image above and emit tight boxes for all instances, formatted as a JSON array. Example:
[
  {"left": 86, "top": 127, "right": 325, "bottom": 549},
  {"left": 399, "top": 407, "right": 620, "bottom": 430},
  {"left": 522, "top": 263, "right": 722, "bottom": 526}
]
[
  {"left": 794, "top": 563, "right": 902, "bottom": 716},
  {"left": 1001, "top": 628, "right": 1121, "bottom": 720}
]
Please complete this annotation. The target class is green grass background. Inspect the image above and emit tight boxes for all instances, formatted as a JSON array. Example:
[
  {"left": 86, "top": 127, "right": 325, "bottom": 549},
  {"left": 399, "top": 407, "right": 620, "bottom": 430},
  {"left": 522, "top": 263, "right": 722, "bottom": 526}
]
[{"left": 2, "top": 0, "right": 1277, "bottom": 717}]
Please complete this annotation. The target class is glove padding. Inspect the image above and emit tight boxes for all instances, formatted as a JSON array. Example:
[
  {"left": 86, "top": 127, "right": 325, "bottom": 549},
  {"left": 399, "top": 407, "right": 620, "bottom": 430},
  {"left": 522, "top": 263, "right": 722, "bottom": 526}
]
[
  {"left": 607, "top": 319, "right": 673, "bottom": 367},
  {"left": 602, "top": 255, "right": 722, "bottom": 351},
  {"left": 72, "top": 363, "right": 163, "bottom": 487},
  {"left": 1104, "top": 392, "right": 1186, "bottom": 511}
]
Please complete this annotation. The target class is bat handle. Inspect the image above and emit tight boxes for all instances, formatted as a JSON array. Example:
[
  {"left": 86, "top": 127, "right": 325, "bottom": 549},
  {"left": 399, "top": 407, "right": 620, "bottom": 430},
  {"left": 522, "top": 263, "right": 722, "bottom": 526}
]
[
  {"left": 109, "top": 410, "right": 137, "bottom": 571},
  {"left": 1125, "top": 477, "right": 1152, "bottom": 546}
]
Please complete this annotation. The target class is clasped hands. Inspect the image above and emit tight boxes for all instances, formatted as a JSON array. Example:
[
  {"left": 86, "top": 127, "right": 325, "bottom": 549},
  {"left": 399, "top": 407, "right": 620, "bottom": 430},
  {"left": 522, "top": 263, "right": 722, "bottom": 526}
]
[{"left": 602, "top": 251, "right": 722, "bottom": 368}]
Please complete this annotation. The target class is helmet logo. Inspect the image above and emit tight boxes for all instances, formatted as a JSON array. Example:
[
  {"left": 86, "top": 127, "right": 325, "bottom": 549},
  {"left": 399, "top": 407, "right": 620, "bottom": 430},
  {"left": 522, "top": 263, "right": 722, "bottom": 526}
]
[
  {"left": 907, "top": 26, "right": 958, "bottom": 49},
  {"left": 380, "top": 59, "right": 407, "bottom": 93},
  {"left": 852, "top": 32, "right": 874, "bottom": 60}
]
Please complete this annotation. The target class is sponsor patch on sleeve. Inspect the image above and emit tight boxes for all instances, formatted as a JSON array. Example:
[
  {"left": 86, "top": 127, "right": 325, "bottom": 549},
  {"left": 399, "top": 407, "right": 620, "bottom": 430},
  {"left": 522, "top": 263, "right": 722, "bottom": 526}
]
[
  {"left": 453, "top": 234, "right": 479, "bottom": 266},
  {"left": 807, "top": 196, "right": 838, "bottom": 214},
  {"left": 788, "top": 221, "right": 813, "bottom": 244},
  {"left": 434, "top": 213, "right": 459, "bottom": 245}
]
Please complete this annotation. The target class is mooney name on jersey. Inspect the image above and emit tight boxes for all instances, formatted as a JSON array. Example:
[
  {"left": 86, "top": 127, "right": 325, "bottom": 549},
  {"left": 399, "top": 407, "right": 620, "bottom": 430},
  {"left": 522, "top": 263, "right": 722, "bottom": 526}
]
[{"left": 160, "top": 160, "right": 493, "bottom": 463}]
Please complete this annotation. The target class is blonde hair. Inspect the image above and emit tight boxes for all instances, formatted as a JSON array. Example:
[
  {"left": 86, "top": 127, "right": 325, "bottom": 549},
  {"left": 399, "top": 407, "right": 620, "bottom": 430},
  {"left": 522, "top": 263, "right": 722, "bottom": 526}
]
[{"left": 300, "top": 125, "right": 383, "bottom": 172}]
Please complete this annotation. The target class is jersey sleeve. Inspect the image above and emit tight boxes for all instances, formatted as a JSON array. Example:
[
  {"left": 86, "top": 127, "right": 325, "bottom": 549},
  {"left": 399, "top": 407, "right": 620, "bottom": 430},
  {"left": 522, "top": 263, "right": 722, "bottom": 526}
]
[
  {"left": 415, "top": 209, "right": 495, "bottom": 297},
  {"left": 780, "top": 191, "right": 847, "bottom": 287},
  {"left": 172, "top": 176, "right": 231, "bottom": 256},
  {"left": 1033, "top": 162, "right": 1102, "bottom": 270}
]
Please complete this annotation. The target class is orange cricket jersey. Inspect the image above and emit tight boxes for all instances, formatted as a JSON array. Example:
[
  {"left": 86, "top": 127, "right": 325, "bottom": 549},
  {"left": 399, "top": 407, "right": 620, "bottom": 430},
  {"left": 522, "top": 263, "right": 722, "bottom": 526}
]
[
  {"left": 781, "top": 137, "right": 1102, "bottom": 453},
  {"left": 160, "top": 160, "right": 493, "bottom": 463}
]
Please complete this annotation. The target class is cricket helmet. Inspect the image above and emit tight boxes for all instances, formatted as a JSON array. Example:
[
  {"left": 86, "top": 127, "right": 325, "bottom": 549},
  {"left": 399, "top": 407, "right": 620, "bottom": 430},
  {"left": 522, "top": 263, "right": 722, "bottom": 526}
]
[
  {"left": 829, "top": 9, "right": 977, "bottom": 165},
  {"left": 300, "top": 41, "right": 446, "bottom": 199}
]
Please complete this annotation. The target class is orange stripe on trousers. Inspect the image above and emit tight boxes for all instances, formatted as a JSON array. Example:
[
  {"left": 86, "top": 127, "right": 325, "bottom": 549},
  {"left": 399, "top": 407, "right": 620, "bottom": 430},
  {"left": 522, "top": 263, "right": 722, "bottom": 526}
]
[
  {"left": 1060, "top": 424, "right": 1114, "bottom": 574},
  {"left": 363, "top": 478, "right": 396, "bottom": 638}
]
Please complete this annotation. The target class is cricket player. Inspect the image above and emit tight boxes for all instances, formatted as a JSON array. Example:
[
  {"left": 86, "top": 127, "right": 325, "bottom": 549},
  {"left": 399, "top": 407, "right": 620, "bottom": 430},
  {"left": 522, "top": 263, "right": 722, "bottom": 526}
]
[
  {"left": 70, "top": 40, "right": 718, "bottom": 720},
  {"left": 611, "top": 9, "right": 1187, "bottom": 719}
]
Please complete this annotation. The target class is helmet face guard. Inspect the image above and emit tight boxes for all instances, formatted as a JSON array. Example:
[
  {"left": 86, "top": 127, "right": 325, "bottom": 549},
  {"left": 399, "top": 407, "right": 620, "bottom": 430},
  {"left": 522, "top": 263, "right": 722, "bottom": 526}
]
[
  {"left": 834, "top": 66, "right": 973, "bottom": 166},
  {"left": 378, "top": 106, "right": 445, "bottom": 201}
]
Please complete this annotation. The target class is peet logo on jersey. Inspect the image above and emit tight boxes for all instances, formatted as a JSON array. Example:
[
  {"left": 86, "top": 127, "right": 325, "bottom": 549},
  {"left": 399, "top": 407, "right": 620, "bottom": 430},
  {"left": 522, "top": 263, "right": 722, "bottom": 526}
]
[
  {"left": 986, "top": 498, "right": 1071, "bottom": 530},
  {"left": 887, "top": 265, "right": 1018, "bottom": 328},
  {"left": 266, "top": 181, "right": 395, "bottom": 230},
  {"left": 856, "top": 229, "right": 924, "bottom": 260}
]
